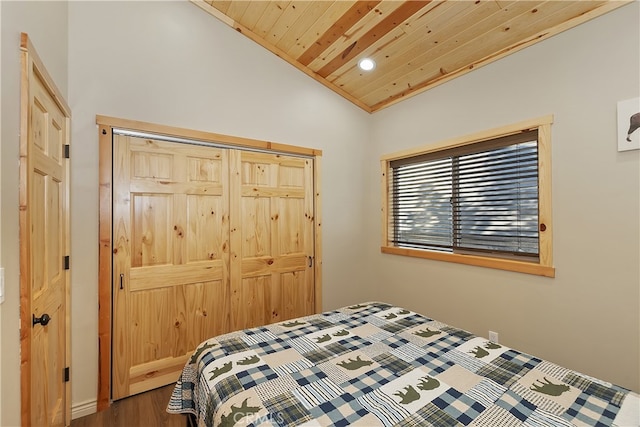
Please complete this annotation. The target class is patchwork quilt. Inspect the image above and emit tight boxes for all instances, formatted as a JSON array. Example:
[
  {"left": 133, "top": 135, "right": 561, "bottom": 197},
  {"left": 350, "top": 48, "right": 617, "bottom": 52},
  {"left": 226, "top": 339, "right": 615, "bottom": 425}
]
[{"left": 167, "top": 302, "right": 639, "bottom": 426}]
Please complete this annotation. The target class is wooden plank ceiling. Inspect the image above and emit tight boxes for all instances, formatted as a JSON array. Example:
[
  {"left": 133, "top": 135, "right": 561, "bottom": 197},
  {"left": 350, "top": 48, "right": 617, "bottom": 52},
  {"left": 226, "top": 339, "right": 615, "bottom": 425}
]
[{"left": 191, "top": 0, "right": 628, "bottom": 113}]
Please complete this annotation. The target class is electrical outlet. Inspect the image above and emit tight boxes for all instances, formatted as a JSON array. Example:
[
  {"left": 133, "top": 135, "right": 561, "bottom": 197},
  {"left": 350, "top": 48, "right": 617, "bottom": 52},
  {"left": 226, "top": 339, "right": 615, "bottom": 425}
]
[
  {"left": 489, "top": 330, "right": 499, "bottom": 343},
  {"left": 0, "top": 267, "right": 5, "bottom": 304}
]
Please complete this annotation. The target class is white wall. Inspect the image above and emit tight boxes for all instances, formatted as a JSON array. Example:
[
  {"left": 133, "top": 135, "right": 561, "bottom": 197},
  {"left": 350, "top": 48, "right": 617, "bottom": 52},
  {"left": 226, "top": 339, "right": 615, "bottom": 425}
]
[
  {"left": 67, "top": 0, "right": 372, "bottom": 412},
  {"left": 367, "top": 3, "right": 640, "bottom": 392},
  {"left": 0, "top": 2, "right": 69, "bottom": 425}
]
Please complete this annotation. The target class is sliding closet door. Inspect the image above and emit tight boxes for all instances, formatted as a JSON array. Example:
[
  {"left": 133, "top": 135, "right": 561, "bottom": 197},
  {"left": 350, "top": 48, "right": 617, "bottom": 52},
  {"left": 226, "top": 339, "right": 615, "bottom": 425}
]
[
  {"left": 112, "top": 135, "right": 230, "bottom": 399},
  {"left": 230, "top": 150, "right": 315, "bottom": 330}
]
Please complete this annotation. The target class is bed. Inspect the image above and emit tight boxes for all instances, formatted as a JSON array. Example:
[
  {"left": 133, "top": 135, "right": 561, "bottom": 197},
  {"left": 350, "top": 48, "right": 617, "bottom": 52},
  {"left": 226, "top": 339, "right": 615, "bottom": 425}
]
[{"left": 167, "top": 302, "right": 639, "bottom": 426}]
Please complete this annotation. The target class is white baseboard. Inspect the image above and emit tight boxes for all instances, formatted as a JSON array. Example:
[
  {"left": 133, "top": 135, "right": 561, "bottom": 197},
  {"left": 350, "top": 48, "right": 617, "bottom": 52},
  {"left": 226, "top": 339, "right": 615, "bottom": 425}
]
[{"left": 71, "top": 399, "right": 97, "bottom": 420}]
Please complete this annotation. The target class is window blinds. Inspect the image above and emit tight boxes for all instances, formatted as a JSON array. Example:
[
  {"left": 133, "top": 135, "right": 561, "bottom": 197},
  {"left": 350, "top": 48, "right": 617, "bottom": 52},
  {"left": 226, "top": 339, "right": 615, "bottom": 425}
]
[{"left": 389, "top": 131, "right": 539, "bottom": 260}]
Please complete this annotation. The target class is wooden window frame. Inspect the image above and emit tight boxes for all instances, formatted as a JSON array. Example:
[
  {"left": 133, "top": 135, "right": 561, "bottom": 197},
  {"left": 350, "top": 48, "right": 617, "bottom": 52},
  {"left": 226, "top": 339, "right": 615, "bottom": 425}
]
[{"left": 380, "top": 115, "right": 555, "bottom": 278}]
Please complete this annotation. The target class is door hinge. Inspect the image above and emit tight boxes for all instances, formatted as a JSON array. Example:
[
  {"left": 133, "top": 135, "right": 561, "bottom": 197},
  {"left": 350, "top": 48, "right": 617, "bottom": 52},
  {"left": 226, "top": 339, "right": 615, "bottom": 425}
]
[
  {"left": 64, "top": 255, "right": 70, "bottom": 270},
  {"left": 64, "top": 144, "right": 70, "bottom": 159},
  {"left": 64, "top": 367, "right": 70, "bottom": 382}
]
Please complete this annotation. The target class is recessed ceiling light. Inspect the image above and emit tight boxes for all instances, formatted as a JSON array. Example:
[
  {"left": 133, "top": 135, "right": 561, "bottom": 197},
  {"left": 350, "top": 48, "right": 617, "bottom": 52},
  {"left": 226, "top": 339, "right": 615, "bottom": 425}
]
[{"left": 358, "top": 58, "right": 376, "bottom": 71}]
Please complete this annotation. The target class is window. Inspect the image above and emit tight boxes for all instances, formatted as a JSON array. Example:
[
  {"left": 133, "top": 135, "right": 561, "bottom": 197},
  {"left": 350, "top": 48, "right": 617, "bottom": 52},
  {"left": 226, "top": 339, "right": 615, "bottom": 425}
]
[{"left": 381, "top": 116, "right": 554, "bottom": 277}]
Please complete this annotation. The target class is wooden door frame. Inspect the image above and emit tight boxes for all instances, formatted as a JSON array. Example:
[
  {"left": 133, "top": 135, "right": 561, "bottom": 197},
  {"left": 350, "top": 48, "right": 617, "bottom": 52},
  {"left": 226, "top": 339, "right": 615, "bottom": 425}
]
[
  {"left": 19, "top": 33, "right": 72, "bottom": 426},
  {"left": 96, "top": 115, "right": 323, "bottom": 410}
]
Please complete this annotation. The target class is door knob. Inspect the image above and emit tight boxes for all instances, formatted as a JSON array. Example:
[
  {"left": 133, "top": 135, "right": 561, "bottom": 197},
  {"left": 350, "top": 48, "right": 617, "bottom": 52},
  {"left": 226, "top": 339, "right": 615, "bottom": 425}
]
[{"left": 32, "top": 313, "right": 51, "bottom": 327}]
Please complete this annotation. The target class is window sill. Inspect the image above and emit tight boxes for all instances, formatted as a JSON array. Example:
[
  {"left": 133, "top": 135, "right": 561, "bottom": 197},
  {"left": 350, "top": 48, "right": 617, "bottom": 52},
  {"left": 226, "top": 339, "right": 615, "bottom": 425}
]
[{"left": 381, "top": 246, "right": 555, "bottom": 278}]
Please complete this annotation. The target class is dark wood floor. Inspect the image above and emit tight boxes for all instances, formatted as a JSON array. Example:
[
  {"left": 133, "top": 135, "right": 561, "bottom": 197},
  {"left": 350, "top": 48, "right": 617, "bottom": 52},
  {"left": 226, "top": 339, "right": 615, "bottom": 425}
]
[{"left": 70, "top": 385, "right": 187, "bottom": 427}]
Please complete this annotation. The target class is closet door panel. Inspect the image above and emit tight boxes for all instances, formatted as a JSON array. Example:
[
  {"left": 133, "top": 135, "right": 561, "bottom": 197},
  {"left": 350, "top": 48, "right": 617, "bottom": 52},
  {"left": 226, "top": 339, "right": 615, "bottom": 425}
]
[
  {"left": 187, "top": 195, "right": 225, "bottom": 262},
  {"left": 131, "top": 194, "right": 172, "bottom": 267},
  {"left": 281, "top": 270, "right": 313, "bottom": 320},
  {"left": 237, "top": 276, "right": 271, "bottom": 329},
  {"left": 278, "top": 198, "right": 305, "bottom": 254},
  {"left": 112, "top": 135, "right": 230, "bottom": 399},
  {"left": 112, "top": 135, "right": 315, "bottom": 400},
  {"left": 231, "top": 151, "right": 314, "bottom": 330},
  {"left": 241, "top": 196, "right": 271, "bottom": 257}
]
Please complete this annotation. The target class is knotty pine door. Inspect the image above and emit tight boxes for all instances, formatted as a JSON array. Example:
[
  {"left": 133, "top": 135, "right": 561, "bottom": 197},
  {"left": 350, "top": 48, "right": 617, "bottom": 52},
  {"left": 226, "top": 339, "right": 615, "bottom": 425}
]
[
  {"left": 22, "top": 45, "right": 70, "bottom": 426},
  {"left": 112, "top": 135, "right": 315, "bottom": 399},
  {"left": 229, "top": 150, "right": 315, "bottom": 330}
]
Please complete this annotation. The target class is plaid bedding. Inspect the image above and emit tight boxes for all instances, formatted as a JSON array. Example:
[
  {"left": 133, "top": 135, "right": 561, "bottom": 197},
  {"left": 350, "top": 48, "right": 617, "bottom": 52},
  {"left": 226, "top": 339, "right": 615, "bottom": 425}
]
[{"left": 167, "top": 302, "right": 639, "bottom": 426}]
